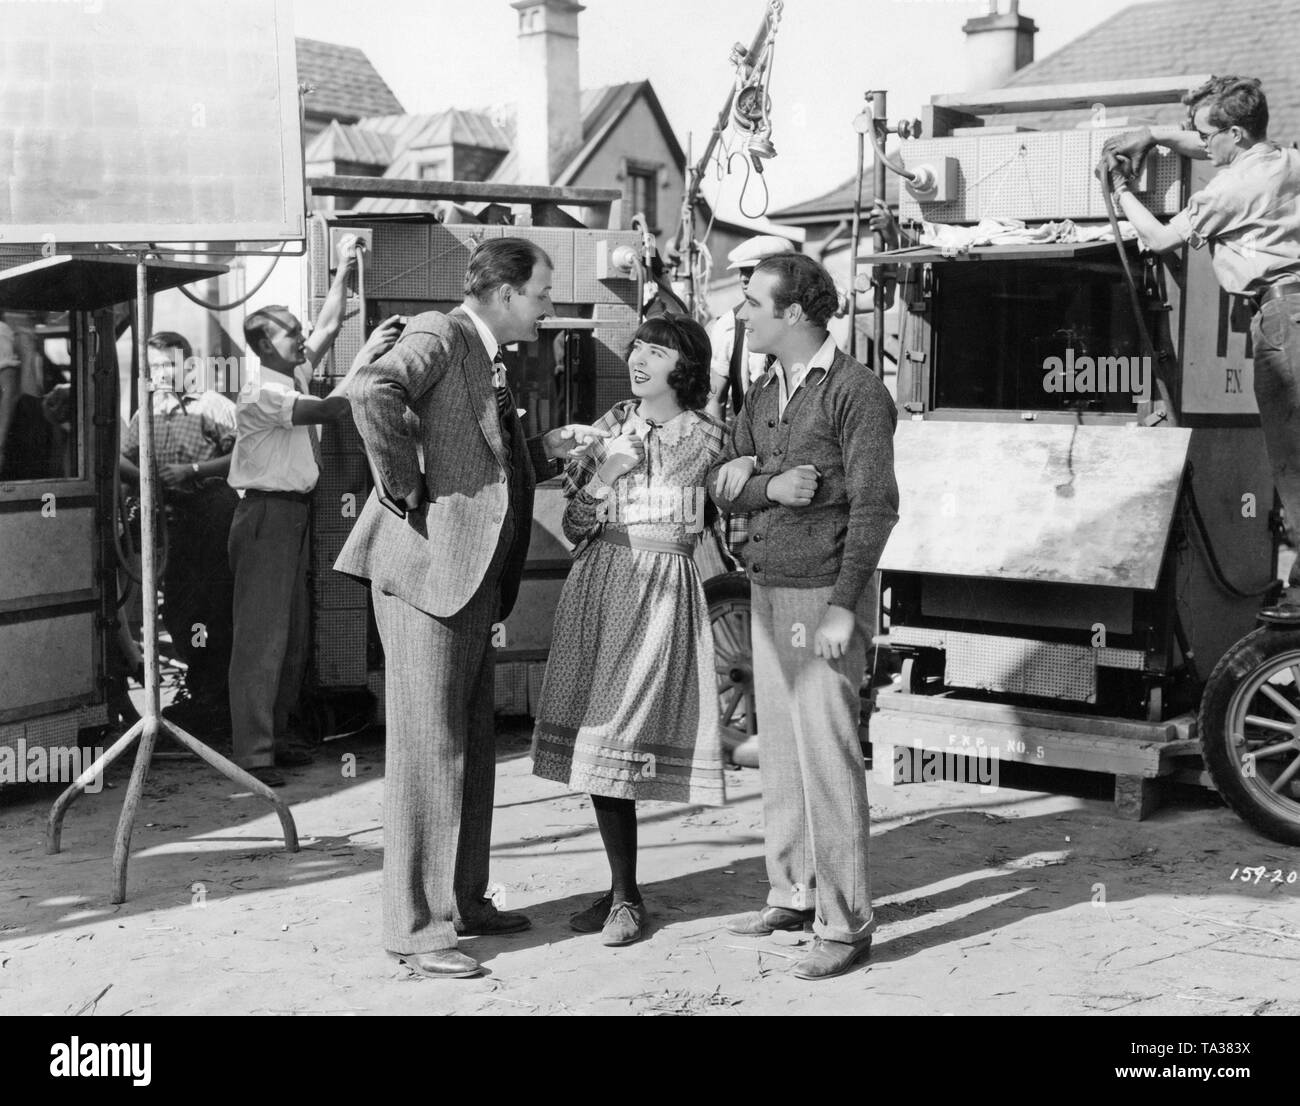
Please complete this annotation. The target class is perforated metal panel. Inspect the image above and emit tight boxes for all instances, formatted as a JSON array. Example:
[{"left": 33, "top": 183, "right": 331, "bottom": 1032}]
[
  {"left": 594, "top": 302, "right": 640, "bottom": 323},
  {"left": 1086, "top": 127, "right": 1182, "bottom": 217},
  {"left": 308, "top": 215, "right": 329, "bottom": 297},
  {"left": 0, "top": 245, "right": 42, "bottom": 270},
  {"left": 527, "top": 661, "right": 546, "bottom": 714},
  {"left": 306, "top": 295, "right": 367, "bottom": 378},
  {"left": 312, "top": 530, "right": 368, "bottom": 609},
  {"left": 593, "top": 321, "right": 637, "bottom": 413},
  {"left": 362, "top": 222, "right": 431, "bottom": 298},
  {"left": 428, "top": 223, "right": 504, "bottom": 299},
  {"left": 571, "top": 229, "right": 640, "bottom": 304},
  {"left": 896, "top": 136, "right": 981, "bottom": 224},
  {"left": 314, "top": 609, "right": 368, "bottom": 686},
  {"left": 513, "top": 227, "right": 576, "bottom": 302},
  {"left": 317, "top": 410, "right": 366, "bottom": 457},
  {"left": 889, "top": 625, "right": 1149, "bottom": 702},
  {"left": 312, "top": 447, "right": 369, "bottom": 532},
  {"left": 969, "top": 132, "right": 1065, "bottom": 222},
  {"left": 897, "top": 128, "right": 1185, "bottom": 223},
  {"left": 495, "top": 660, "right": 529, "bottom": 715}
]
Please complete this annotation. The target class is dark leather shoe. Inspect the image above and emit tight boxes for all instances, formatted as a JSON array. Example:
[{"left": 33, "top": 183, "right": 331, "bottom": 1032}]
[
  {"left": 570, "top": 892, "right": 613, "bottom": 934},
  {"left": 274, "top": 745, "right": 313, "bottom": 767},
  {"left": 726, "top": 905, "right": 814, "bottom": 935},
  {"left": 248, "top": 765, "right": 285, "bottom": 788},
  {"left": 389, "top": 949, "right": 482, "bottom": 979},
  {"left": 792, "top": 936, "right": 872, "bottom": 980},
  {"left": 457, "top": 909, "right": 531, "bottom": 937}
]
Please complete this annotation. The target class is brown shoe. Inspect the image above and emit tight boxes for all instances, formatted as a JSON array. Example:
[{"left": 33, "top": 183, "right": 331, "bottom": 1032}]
[
  {"left": 726, "top": 905, "right": 814, "bottom": 936},
  {"left": 569, "top": 892, "right": 614, "bottom": 934},
  {"left": 601, "top": 900, "right": 647, "bottom": 947},
  {"left": 792, "top": 936, "right": 872, "bottom": 980},
  {"left": 389, "top": 949, "right": 482, "bottom": 979},
  {"left": 457, "top": 909, "right": 531, "bottom": 937}
]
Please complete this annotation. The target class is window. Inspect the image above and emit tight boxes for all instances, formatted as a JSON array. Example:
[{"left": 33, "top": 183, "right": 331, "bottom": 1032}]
[
  {"left": 419, "top": 158, "right": 450, "bottom": 181},
  {"left": 627, "top": 166, "right": 658, "bottom": 232}
]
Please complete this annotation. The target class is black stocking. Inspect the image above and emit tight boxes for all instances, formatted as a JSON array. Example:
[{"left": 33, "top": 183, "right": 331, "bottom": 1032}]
[{"left": 591, "top": 794, "right": 639, "bottom": 904}]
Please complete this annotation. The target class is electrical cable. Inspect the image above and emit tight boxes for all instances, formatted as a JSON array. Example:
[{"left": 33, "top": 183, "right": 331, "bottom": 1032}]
[
  {"left": 728, "top": 150, "right": 771, "bottom": 220},
  {"left": 177, "top": 242, "right": 288, "bottom": 311},
  {"left": 1183, "top": 475, "right": 1276, "bottom": 599},
  {"left": 860, "top": 102, "right": 915, "bottom": 182}
]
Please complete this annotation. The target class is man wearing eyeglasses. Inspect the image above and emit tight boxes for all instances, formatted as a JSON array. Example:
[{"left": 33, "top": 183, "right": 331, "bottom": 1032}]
[{"left": 1103, "top": 77, "right": 1300, "bottom": 559}]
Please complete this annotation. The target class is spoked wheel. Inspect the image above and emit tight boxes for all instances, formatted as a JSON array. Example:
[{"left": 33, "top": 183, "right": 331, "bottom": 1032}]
[
  {"left": 1198, "top": 627, "right": 1300, "bottom": 845},
  {"left": 705, "top": 572, "right": 755, "bottom": 758}
]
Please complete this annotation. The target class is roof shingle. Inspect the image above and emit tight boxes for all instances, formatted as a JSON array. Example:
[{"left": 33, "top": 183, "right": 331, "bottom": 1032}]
[{"left": 297, "top": 37, "right": 405, "bottom": 123}]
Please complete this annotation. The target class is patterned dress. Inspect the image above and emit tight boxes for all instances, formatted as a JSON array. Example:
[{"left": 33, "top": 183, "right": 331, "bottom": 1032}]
[{"left": 532, "top": 401, "right": 727, "bottom": 805}]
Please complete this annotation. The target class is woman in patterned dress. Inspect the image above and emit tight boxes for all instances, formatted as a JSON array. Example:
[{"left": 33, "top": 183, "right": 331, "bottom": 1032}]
[{"left": 532, "top": 314, "right": 727, "bottom": 947}]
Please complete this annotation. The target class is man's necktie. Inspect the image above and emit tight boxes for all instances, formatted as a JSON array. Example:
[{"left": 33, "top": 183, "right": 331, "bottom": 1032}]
[{"left": 492, "top": 353, "right": 514, "bottom": 457}]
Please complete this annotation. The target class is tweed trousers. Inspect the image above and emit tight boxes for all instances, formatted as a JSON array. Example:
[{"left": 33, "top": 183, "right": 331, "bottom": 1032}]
[
  {"left": 372, "top": 518, "right": 514, "bottom": 954},
  {"left": 750, "top": 582, "right": 875, "bottom": 945}
]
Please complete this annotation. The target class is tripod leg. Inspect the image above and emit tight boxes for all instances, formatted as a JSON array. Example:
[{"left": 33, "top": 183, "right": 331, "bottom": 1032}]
[
  {"left": 46, "top": 718, "right": 145, "bottom": 854},
  {"left": 160, "top": 719, "right": 299, "bottom": 852},
  {"left": 111, "top": 715, "right": 161, "bottom": 905}
]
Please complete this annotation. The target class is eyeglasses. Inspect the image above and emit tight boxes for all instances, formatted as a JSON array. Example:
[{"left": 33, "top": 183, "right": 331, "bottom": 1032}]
[{"left": 1196, "top": 126, "right": 1230, "bottom": 145}]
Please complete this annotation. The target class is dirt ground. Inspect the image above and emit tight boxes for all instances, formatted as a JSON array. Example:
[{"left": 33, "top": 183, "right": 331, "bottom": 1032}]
[{"left": 2, "top": 717, "right": 1299, "bottom": 1017}]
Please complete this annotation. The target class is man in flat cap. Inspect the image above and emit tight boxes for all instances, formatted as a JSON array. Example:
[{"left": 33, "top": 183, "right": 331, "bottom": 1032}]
[{"left": 706, "top": 235, "right": 793, "bottom": 423}]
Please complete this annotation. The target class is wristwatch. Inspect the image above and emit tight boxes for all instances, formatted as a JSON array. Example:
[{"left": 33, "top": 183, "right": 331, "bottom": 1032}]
[{"left": 190, "top": 463, "right": 200, "bottom": 477}]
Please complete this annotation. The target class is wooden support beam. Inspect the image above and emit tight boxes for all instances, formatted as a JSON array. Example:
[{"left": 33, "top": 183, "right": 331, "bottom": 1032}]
[
  {"left": 308, "top": 175, "right": 621, "bottom": 208},
  {"left": 930, "top": 74, "right": 1213, "bottom": 119}
]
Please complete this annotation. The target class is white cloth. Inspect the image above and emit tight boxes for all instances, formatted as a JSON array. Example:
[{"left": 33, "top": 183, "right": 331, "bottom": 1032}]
[
  {"left": 917, "top": 216, "right": 1137, "bottom": 256},
  {"left": 762, "top": 334, "right": 838, "bottom": 417},
  {"left": 227, "top": 364, "right": 318, "bottom": 493}
]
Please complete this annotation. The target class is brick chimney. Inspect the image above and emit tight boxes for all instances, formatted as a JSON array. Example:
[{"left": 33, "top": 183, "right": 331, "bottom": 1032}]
[
  {"left": 511, "top": 0, "right": 585, "bottom": 184},
  {"left": 962, "top": 0, "right": 1037, "bottom": 90}
]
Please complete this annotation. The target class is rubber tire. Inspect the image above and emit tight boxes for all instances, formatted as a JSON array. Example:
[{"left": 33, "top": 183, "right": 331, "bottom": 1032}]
[{"left": 1197, "top": 626, "right": 1300, "bottom": 846}]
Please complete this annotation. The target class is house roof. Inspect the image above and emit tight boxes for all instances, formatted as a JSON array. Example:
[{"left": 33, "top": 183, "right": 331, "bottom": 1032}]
[
  {"left": 769, "top": 170, "right": 902, "bottom": 225},
  {"left": 305, "top": 120, "right": 396, "bottom": 167},
  {"left": 775, "top": 0, "right": 1300, "bottom": 225},
  {"left": 296, "top": 37, "right": 405, "bottom": 123},
  {"left": 1004, "top": 0, "right": 1300, "bottom": 142},
  {"left": 348, "top": 82, "right": 683, "bottom": 214}
]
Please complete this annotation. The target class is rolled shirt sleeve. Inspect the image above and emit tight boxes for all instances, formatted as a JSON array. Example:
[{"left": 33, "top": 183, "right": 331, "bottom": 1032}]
[{"left": 1168, "top": 179, "right": 1238, "bottom": 249}]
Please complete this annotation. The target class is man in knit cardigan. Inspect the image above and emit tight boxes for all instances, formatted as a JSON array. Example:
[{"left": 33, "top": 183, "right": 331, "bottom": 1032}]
[{"left": 709, "top": 252, "right": 899, "bottom": 980}]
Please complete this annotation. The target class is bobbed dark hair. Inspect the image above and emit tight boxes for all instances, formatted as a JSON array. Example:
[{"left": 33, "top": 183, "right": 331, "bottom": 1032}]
[{"left": 626, "top": 314, "right": 713, "bottom": 410}]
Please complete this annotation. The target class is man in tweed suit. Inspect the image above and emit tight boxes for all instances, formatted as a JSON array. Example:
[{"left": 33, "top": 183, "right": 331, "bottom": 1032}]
[{"left": 336, "top": 238, "right": 606, "bottom": 978}]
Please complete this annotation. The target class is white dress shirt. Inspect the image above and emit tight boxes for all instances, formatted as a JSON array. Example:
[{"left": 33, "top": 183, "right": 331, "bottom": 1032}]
[
  {"left": 227, "top": 363, "right": 319, "bottom": 493},
  {"left": 766, "top": 334, "right": 839, "bottom": 416}
]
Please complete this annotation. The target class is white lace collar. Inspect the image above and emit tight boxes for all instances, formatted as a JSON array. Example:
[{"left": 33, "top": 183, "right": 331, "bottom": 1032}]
[{"left": 621, "top": 404, "right": 699, "bottom": 445}]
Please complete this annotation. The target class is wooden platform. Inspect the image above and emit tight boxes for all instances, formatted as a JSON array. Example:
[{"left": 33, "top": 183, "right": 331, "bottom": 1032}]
[{"left": 871, "top": 687, "right": 1199, "bottom": 820}]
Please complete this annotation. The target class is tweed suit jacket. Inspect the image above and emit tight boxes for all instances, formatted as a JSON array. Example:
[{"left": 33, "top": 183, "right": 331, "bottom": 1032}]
[{"left": 334, "top": 307, "right": 544, "bottom": 619}]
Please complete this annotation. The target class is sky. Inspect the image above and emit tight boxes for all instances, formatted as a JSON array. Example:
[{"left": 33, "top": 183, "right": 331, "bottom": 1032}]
[{"left": 293, "top": 0, "right": 1143, "bottom": 221}]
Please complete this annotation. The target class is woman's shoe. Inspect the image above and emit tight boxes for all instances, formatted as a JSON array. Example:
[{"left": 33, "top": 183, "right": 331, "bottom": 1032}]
[
  {"left": 601, "top": 900, "right": 647, "bottom": 946},
  {"left": 569, "top": 892, "right": 613, "bottom": 933}
]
